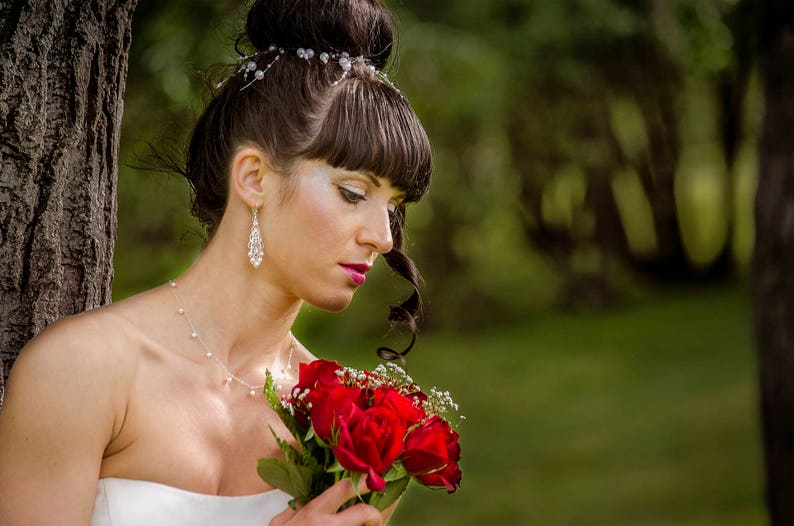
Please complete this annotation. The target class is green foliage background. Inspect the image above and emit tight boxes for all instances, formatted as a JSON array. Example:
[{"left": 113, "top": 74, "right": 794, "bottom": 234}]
[{"left": 114, "top": 1, "right": 764, "bottom": 524}]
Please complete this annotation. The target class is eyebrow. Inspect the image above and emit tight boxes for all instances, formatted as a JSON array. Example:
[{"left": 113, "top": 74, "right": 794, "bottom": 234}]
[
  {"left": 363, "top": 172, "right": 407, "bottom": 200},
  {"left": 363, "top": 172, "right": 381, "bottom": 187}
]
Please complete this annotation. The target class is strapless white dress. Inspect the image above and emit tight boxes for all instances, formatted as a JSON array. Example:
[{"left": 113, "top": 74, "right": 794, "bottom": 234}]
[{"left": 89, "top": 477, "right": 291, "bottom": 526}]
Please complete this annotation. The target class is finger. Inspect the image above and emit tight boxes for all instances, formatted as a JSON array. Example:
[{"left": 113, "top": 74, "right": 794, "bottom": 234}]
[
  {"left": 311, "top": 477, "right": 371, "bottom": 513},
  {"left": 334, "top": 503, "right": 383, "bottom": 526},
  {"left": 268, "top": 506, "right": 295, "bottom": 526}
]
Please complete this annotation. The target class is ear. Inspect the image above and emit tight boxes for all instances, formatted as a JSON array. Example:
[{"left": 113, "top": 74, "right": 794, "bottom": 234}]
[{"left": 229, "top": 146, "right": 273, "bottom": 209}]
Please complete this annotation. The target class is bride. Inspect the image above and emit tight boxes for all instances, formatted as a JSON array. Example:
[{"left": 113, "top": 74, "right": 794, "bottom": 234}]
[{"left": 0, "top": 0, "right": 432, "bottom": 524}]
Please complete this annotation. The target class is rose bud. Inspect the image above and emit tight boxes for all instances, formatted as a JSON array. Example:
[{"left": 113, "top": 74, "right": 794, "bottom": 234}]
[{"left": 401, "top": 415, "right": 462, "bottom": 493}]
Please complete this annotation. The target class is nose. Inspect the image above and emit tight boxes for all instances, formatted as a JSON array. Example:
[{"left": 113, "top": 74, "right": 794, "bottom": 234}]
[{"left": 359, "top": 205, "right": 394, "bottom": 254}]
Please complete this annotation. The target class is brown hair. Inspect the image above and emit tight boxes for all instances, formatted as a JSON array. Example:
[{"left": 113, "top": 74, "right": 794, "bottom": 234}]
[{"left": 181, "top": 0, "right": 431, "bottom": 360}]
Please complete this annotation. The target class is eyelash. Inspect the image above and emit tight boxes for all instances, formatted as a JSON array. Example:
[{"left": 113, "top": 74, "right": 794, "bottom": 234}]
[
  {"left": 337, "top": 186, "right": 365, "bottom": 204},
  {"left": 337, "top": 186, "right": 399, "bottom": 215}
]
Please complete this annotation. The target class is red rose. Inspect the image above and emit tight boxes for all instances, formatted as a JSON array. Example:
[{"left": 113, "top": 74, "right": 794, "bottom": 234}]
[
  {"left": 308, "top": 384, "right": 366, "bottom": 442},
  {"left": 401, "top": 415, "right": 462, "bottom": 493},
  {"left": 371, "top": 387, "right": 426, "bottom": 427},
  {"left": 415, "top": 461, "right": 462, "bottom": 493},
  {"left": 291, "top": 360, "right": 344, "bottom": 428},
  {"left": 293, "top": 359, "right": 343, "bottom": 394},
  {"left": 332, "top": 405, "right": 407, "bottom": 492}
]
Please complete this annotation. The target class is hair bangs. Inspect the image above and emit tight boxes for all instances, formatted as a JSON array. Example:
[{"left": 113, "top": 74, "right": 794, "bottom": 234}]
[{"left": 303, "top": 79, "right": 431, "bottom": 202}]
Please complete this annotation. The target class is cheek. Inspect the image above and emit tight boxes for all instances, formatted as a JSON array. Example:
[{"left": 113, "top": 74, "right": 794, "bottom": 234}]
[
  {"left": 294, "top": 195, "right": 347, "bottom": 251},
  {"left": 265, "top": 189, "right": 348, "bottom": 268}
]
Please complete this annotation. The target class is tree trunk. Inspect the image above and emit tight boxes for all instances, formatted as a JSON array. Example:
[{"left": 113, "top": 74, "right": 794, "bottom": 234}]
[
  {"left": 752, "top": 1, "right": 794, "bottom": 522},
  {"left": 0, "top": 0, "right": 137, "bottom": 403}
]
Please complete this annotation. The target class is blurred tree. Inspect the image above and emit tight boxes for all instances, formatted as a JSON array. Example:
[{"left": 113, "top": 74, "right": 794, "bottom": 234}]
[
  {"left": 752, "top": 0, "right": 794, "bottom": 522},
  {"left": 505, "top": 0, "right": 758, "bottom": 301},
  {"left": 400, "top": 0, "right": 759, "bottom": 313},
  {"left": 0, "top": 0, "right": 137, "bottom": 401}
]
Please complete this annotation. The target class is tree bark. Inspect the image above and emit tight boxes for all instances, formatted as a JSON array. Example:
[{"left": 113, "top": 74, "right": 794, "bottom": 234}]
[
  {"left": 0, "top": 0, "right": 137, "bottom": 403},
  {"left": 752, "top": 0, "right": 794, "bottom": 522}
]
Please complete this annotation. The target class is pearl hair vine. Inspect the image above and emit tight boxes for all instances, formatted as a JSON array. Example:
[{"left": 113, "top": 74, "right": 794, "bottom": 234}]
[{"left": 222, "top": 44, "right": 402, "bottom": 95}]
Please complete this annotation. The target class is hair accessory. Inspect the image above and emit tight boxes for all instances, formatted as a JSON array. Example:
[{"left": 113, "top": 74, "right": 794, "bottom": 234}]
[
  {"left": 168, "top": 279, "right": 296, "bottom": 396},
  {"left": 239, "top": 45, "right": 285, "bottom": 90},
  {"left": 248, "top": 205, "right": 264, "bottom": 268},
  {"left": 236, "top": 45, "right": 401, "bottom": 94}
]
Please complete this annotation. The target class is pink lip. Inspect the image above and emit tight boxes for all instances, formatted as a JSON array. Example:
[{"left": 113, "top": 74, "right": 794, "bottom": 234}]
[{"left": 339, "top": 264, "right": 370, "bottom": 285}]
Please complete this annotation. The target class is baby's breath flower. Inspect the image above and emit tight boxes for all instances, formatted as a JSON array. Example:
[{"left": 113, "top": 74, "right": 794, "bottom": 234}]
[{"left": 421, "top": 386, "right": 462, "bottom": 422}]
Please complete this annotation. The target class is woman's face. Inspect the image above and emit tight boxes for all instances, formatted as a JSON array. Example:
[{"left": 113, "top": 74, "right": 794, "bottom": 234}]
[{"left": 259, "top": 159, "right": 405, "bottom": 311}]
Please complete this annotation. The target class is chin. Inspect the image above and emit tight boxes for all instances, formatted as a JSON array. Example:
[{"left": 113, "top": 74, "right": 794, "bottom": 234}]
[{"left": 304, "top": 291, "right": 355, "bottom": 313}]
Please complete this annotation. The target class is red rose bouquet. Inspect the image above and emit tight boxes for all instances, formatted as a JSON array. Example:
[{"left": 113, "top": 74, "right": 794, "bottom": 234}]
[{"left": 258, "top": 359, "right": 462, "bottom": 511}]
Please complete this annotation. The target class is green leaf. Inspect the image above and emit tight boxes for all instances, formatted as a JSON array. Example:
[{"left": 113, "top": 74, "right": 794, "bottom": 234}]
[
  {"left": 263, "top": 371, "right": 304, "bottom": 445},
  {"left": 349, "top": 471, "right": 363, "bottom": 499},
  {"left": 304, "top": 425, "right": 315, "bottom": 442},
  {"left": 269, "top": 426, "right": 300, "bottom": 464},
  {"left": 298, "top": 445, "right": 324, "bottom": 477},
  {"left": 311, "top": 425, "right": 332, "bottom": 449},
  {"left": 326, "top": 460, "right": 345, "bottom": 473},
  {"left": 372, "top": 476, "right": 410, "bottom": 512},
  {"left": 257, "top": 458, "right": 313, "bottom": 504},
  {"left": 383, "top": 462, "right": 408, "bottom": 482},
  {"left": 263, "top": 371, "right": 279, "bottom": 405}
]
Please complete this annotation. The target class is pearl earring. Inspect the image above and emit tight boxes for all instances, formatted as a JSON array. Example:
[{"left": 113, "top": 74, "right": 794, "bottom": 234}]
[{"left": 248, "top": 205, "right": 264, "bottom": 268}]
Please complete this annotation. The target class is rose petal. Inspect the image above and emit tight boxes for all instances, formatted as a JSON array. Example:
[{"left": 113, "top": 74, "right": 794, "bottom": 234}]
[
  {"left": 417, "top": 462, "right": 462, "bottom": 493},
  {"left": 366, "top": 467, "right": 386, "bottom": 492}
]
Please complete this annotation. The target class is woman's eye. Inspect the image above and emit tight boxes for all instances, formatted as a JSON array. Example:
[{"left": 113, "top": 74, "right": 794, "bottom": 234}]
[{"left": 337, "top": 186, "right": 366, "bottom": 204}]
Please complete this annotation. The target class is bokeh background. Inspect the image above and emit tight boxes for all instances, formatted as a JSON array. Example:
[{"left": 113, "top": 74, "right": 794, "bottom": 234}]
[{"left": 115, "top": 1, "right": 764, "bottom": 524}]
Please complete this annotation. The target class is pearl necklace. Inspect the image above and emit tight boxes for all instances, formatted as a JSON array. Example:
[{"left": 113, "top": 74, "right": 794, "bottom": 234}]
[{"left": 168, "top": 280, "right": 295, "bottom": 397}]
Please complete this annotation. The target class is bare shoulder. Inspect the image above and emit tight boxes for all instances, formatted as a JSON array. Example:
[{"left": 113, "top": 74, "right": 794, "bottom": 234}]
[
  {"left": 1, "top": 302, "right": 142, "bottom": 447},
  {"left": 0, "top": 289, "right": 171, "bottom": 449},
  {"left": 10, "top": 303, "right": 138, "bottom": 393},
  {"left": 0, "top": 296, "right": 154, "bottom": 524}
]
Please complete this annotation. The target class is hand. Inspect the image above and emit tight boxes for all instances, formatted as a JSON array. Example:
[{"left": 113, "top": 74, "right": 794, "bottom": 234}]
[{"left": 269, "top": 478, "right": 383, "bottom": 526}]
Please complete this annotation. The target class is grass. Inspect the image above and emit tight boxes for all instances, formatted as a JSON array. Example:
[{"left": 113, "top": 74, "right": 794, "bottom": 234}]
[{"left": 316, "top": 286, "right": 766, "bottom": 526}]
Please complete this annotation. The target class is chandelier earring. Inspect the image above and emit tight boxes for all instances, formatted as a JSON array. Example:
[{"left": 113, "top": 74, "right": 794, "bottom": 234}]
[{"left": 248, "top": 204, "right": 264, "bottom": 269}]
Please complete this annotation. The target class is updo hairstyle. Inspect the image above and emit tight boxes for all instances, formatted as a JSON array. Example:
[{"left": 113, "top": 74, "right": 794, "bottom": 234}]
[{"left": 184, "top": 0, "right": 432, "bottom": 360}]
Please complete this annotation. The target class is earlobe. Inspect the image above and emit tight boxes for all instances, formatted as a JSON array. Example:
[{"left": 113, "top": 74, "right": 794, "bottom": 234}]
[{"left": 230, "top": 146, "right": 271, "bottom": 209}]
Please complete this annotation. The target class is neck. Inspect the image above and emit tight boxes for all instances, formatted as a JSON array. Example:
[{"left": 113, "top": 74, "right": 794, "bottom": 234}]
[{"left": 168, "top": 227, "right": 303, "bottom": 373}]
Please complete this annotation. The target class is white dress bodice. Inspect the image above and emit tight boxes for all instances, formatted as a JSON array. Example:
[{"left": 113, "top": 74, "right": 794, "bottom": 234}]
[{"left": 89, "top": 477, "right": 291, "bottom": 526}]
